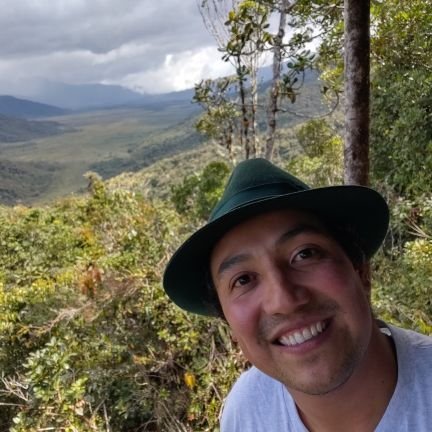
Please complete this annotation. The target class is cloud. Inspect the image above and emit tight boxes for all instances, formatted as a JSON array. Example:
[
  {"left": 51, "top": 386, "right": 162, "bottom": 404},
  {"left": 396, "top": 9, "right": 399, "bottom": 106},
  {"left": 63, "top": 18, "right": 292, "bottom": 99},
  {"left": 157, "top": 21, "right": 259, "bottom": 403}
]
[
  {"left": 116, "top": 46, "right": 235, "bottom": 93},
  {"left": 0, "top": 0, "right": 233, "bottom": 94}
]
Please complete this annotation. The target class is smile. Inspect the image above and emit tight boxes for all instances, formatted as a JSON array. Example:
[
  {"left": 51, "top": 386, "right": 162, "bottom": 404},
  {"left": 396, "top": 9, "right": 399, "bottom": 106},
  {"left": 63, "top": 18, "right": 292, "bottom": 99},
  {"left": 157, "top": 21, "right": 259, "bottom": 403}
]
[{"left": 278, "top": 320, "right": 328, "bottom": 347}]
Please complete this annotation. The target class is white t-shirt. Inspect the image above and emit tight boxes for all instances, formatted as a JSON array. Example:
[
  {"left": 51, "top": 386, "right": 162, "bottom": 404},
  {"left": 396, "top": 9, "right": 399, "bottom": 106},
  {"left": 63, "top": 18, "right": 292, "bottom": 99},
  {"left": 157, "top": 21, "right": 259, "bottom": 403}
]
[{"left": 220, "top": 324, "right": 432, "bottom": 431}]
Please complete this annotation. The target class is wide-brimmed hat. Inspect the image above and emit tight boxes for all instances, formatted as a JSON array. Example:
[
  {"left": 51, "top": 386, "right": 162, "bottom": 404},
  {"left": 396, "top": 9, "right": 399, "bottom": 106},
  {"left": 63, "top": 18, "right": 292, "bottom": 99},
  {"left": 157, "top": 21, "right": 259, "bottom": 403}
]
[{"left": 163, "top": 158, "right": 389, "bottom": 316}]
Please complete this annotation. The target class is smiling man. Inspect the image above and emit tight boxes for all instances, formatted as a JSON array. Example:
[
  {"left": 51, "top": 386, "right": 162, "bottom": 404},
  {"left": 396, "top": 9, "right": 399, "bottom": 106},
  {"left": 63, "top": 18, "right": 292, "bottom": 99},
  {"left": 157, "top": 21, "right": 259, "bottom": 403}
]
[{"left": 163, "top": 158, "right": 432, "bottom": 432}]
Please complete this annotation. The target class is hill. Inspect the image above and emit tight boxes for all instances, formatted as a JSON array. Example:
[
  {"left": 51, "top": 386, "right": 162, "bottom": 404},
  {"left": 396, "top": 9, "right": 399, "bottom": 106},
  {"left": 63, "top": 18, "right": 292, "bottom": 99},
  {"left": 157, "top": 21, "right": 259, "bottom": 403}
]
[
  {"left": 0, "top": 159, "right": 61, "bottom": 205},
  {"left": 0, "top": 95, "right": 68, "bottom": 118},
  {"left": 0, "top": 114, "right": 72, "bottom": 143}
]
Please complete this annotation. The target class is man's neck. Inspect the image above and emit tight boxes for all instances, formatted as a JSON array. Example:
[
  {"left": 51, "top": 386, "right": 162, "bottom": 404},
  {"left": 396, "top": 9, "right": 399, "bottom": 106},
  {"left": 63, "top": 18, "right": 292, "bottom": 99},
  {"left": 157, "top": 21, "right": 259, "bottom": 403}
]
[{"left": 289, "top": 325, "right": 398, "bottom": 432}]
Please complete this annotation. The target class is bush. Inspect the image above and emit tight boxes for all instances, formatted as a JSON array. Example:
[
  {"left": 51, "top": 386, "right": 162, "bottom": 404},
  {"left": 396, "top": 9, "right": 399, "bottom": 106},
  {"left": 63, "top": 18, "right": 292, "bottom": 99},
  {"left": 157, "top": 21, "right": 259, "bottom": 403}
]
[{"left": 0, "top": 177, "right": 242, "bottom": 431}]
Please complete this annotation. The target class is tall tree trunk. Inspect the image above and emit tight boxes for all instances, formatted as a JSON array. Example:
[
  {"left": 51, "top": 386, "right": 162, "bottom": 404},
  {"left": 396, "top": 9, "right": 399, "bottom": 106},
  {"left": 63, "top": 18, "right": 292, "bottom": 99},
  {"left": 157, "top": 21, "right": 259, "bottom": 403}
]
[
  {"left": 265, "top": 0, "right": 289, "bottom": 161},
  {"left": 344, "top": 0, "right": 370, "bottom": 185},
  {"left": 249, "top": 54, "right": 258, "bottom": 158},
  {"left": 236, "top": 58, "right": 251, "bottom": 159}
]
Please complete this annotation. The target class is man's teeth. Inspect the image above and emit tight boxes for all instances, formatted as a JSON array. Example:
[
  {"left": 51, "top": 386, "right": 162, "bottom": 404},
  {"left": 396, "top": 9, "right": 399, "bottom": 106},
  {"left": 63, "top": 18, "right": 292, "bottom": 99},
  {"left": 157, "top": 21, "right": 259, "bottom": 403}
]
[{"left": 278, "top": 321, "right": 326, "bottom": 346}]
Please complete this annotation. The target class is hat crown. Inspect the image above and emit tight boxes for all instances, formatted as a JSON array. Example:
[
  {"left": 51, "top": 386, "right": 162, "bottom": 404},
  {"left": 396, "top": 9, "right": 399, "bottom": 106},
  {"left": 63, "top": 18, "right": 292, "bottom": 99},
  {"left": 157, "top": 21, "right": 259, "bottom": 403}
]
[{"left": 210, "top": 158, "right": 310, "bottom": 221}]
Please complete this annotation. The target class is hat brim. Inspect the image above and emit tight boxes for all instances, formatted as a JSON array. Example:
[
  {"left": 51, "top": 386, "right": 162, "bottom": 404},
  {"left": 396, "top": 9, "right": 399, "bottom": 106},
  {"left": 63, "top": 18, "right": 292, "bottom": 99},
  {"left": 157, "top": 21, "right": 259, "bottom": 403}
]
[{"left": 163, "top": 185, "right": 389, "bottom": 316}]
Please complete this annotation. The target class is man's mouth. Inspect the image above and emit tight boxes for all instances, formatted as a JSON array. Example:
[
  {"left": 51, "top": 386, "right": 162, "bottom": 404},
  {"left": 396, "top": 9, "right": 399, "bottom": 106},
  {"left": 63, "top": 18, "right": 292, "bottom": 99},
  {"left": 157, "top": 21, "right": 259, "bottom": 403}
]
[{"left": 277, "top": 320, "right": 328, "bottom": 347}]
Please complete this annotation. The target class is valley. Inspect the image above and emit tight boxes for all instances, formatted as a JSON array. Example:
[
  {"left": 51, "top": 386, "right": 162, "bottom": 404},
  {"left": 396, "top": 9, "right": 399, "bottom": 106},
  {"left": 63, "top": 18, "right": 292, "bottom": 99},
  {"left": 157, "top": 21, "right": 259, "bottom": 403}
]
[
  {"left": 0, "top": 71, "right": 327, "bottom": 205},
  {"left": 0, "top": 102, "right": 202, "bottom": 204}
]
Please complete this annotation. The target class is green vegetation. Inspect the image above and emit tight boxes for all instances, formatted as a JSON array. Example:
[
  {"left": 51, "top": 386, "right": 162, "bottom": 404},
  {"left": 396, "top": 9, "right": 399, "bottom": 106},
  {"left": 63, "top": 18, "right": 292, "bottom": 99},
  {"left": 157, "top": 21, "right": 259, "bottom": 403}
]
[
  {"left": 0, "top": 159, "right": 61, "bottom": 205},
  {"left": 0, "top": 149, "right": 431, "bottom": 430},
  {"left": 370, "top": 0, "right": 432, "bottom": 197},
  {"left": 0, "top": 174, "right": 244, "bottom": 431},
  {"left": 0, "top": 114, "right": 69, "bottom": 143}
]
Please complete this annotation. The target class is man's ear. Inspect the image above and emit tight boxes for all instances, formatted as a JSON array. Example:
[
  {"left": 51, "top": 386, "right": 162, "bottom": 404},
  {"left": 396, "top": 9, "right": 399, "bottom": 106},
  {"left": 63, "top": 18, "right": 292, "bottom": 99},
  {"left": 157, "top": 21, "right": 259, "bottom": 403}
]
[{"left": 356, "top": 262, "right": 371, "bottom": 294}]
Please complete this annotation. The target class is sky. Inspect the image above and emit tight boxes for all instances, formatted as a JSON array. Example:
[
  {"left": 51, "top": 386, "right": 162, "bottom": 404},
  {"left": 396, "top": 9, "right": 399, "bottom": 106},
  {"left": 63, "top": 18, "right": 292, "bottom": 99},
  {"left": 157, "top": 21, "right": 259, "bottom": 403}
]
[{"left": 0, "top": 0, "right": 236, "bottom": 95}]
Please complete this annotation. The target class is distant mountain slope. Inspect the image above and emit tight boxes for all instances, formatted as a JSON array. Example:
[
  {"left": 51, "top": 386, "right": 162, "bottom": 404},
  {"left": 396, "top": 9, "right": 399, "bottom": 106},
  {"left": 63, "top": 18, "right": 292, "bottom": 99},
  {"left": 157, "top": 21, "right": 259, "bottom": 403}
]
[
  {"left": 0, "top": 159, "right": 61, "bottom": 205},
  {"left": 21, "top": 81, "right": 145, "bottom": 110},
  {"left": 0, "top": 95, "right": 68, "bottom": 118},
  {"left": 0, "top": 114, "right": 71, "bottom": 143}
]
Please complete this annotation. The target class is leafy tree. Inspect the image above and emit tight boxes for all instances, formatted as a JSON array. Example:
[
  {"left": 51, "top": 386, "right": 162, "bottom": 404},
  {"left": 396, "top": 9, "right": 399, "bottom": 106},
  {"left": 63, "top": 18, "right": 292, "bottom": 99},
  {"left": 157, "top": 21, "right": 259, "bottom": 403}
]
[
  {"left": 370, "top": 0, "right": 432, "bottom": 196},
  {"left": 198, "top": 0, "right": 265, "bottom": 158},
  {"left": 286, "top": 118, "right": 343, "bottom": 186},
  {"left": 171, "top": 161, "right": 231, "bottom": 223},
  {"left": 197, "top": 0, "right": 320, "bottom": 160},
  {"left": 193, "top": 77, "right": 239, "bottom": 158}
]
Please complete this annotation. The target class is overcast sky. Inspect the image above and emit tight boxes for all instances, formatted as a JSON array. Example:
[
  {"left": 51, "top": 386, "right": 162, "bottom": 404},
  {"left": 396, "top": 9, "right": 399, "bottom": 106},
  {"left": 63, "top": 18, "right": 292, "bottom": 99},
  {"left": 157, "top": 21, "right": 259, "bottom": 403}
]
[{"left": 0, "top": 0, "right": 236, "bottom": 95}]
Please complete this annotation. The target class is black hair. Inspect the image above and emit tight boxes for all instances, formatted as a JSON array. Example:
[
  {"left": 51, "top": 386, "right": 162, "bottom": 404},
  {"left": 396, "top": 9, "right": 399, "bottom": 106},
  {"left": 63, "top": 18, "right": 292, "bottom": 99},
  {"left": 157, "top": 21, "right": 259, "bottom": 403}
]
[
  {"left": 204, "top": 269, "right": 225, "bottom": 318},
  {"left": 321, "top": 219, "right": 367, "bottom": 268}
]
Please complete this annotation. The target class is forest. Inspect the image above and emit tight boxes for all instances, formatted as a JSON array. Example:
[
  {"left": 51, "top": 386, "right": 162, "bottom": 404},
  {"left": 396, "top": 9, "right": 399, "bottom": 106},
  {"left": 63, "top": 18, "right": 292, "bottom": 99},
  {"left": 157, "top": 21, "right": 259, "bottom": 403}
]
[{"left": 0, "top": 1, "right": 431, "bottom": 430}]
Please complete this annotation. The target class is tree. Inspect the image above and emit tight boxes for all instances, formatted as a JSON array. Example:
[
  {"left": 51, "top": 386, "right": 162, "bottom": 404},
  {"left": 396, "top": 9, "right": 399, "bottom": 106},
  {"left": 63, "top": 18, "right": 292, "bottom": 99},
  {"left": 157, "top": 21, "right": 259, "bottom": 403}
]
[
  {"left": 198, "top": 0, "right": 266, "bottom": 158},
  {"left": 370, "top": 0, "right": 432, "bottom": 196},
  {"left": 197, "top": 0, "right": 319, "bottom": 160},
  {"left": 265, "top": 0, "right": 290, "bottom": 160},
  {"left": 193, "top": 77, "right": 239, "bottom": 158},
  {"left": 343, "top": 0, "right": 370, "bottom": 186}
]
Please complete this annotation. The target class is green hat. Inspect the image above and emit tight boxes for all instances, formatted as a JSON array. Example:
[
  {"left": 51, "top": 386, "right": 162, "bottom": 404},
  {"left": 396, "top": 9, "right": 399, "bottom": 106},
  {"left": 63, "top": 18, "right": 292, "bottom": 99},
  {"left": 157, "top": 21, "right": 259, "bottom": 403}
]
[{"left": 163, "top": 158, "right": 389, "bottom": 316}]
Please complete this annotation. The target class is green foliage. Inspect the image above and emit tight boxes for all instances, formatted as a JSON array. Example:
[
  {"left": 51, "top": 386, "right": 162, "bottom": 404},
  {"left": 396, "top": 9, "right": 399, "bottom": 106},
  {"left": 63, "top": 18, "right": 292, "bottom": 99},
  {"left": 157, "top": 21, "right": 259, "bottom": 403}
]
[
  {"left": 194, "top": 78, "right": 240, "bottom": 156},
  {"left": 286, "top": 119, "right": 343, "bottom": 186},
  {"left": 371, "top": 69, "right": 432, "bottom": 197},
  {"left": 373, "top": 196, "right": 432, "bottom": 335},
  {"left": 370, "top": 0, "right": 432, "bottom": 195},
  {"left": 171, "top": 161, "right": 231, "bottom": 223},
  {"left": 223, "top": 1, "right": 271, "bottom": 59},
  {"left": 0, "top": 177, "right": 242, "bottom": 431},
  {"left": 309, "top": 0, "right": 432, "bottom": 197}
]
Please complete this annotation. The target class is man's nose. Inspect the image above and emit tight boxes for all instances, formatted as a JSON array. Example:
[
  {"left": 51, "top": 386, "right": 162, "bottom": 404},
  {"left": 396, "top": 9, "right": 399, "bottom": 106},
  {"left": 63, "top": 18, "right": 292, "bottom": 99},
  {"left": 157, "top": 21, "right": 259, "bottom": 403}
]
[{"left": 261, "top": 266, "right": 310, "bottom": 315}]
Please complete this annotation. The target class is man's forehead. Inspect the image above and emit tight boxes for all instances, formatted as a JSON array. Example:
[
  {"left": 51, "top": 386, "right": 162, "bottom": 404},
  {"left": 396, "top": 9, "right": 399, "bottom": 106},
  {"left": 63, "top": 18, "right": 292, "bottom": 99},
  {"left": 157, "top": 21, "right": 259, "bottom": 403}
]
[
  {"left": 209, "top": 209, "right": 329, "bottom": 272},
  {"left": 215, "top": 208, "right": 325, "bottom": 245}
]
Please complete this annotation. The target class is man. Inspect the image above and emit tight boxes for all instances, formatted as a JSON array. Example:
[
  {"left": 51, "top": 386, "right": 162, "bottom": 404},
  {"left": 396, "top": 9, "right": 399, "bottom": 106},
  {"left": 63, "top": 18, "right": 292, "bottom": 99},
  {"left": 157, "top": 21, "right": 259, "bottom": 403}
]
[{"left": 163, "top": 158, "right": 432, "bottom": 431}]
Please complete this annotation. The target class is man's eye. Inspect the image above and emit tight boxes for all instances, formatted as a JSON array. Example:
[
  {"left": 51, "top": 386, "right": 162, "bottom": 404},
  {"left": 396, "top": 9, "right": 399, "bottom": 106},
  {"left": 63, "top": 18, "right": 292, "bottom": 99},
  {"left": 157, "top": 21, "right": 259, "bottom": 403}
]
[
  {"left": 292, "top": 247, "right": 321, "bottom": 263},
  {"left": 232, "top": 274, "right": 253, "bottom": 289}
]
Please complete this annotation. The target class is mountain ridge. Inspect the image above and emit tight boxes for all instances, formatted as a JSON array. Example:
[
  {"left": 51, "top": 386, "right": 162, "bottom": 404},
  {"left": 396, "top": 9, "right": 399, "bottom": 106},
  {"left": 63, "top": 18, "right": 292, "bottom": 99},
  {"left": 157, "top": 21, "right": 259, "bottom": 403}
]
[{"left": 0, "top": 95, "right": 68, "bottom": 118}]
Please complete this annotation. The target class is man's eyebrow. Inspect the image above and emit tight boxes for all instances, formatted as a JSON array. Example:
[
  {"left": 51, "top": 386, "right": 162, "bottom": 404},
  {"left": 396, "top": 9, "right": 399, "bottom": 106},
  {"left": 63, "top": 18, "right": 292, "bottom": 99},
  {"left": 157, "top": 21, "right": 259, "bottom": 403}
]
[
  {"left": 215, "top": 223, "right": 324, "bottom": 278},
  {"left": 216, "top": 254, "right": 250, "bottom": 279}
]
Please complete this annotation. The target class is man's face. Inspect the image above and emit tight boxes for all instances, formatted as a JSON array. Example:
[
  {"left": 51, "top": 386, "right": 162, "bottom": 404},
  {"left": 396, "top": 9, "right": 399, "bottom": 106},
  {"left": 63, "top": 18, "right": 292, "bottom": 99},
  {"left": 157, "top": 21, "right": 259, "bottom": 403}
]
[{"left": 210, "top": 209, "right": 373, "bottom": 395}]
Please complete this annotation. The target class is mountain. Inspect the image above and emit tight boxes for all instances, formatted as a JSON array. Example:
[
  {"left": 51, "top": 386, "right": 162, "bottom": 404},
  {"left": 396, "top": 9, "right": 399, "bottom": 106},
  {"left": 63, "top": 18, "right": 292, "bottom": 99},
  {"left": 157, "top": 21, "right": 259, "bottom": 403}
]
[
  {"left": 0, "top": 95, "right": 68, "bottom": 118},
  {"left": 20, "top": 81, "right": 145, "bottom": 110},
  {"left": 0, "top": 114, "right": 72, "bottom": 143},
  {"left": 7, "top": 65, "right": 319, "bottom": 112}
]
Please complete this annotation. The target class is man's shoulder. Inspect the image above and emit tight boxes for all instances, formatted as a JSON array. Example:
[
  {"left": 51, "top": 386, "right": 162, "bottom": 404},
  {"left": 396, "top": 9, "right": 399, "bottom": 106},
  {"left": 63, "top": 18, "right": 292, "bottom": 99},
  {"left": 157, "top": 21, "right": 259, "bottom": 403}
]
[
  {"left": 225, "top": 366, "right": 283, "bottom": 403},
  {"left": 220, "top": 367, "right": 301, "bottom": 431},
  {"left": 389, "top": 323, "right": 432, "bottom": 352},
  {"left": 376, "top": 324, "right": 432, "bottom": 431}
]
